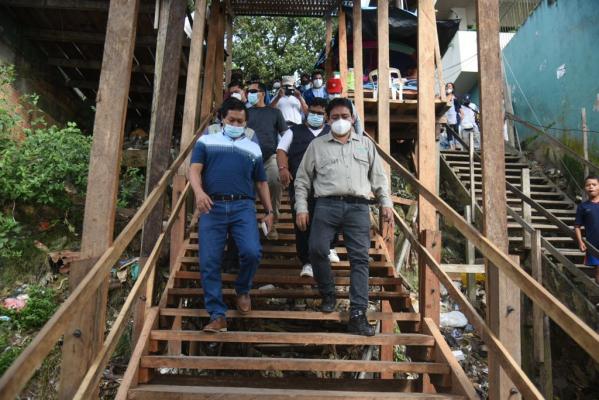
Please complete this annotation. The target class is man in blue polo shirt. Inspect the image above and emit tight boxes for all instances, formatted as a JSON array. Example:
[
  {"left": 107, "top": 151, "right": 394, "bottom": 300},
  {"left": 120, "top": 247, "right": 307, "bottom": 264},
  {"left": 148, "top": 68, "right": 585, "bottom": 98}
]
[{"left": 189, "top": 98, "right": 274, "bottom": 333}]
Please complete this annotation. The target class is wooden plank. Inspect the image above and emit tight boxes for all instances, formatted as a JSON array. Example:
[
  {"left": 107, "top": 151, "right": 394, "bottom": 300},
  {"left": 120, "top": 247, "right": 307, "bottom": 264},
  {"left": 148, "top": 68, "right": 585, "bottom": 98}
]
[
  {"left": 114, "top": 308, "right": 159, "bottom": 400},
  {"left": 394, "top": 209, "right": 543, "bottom": 399},
  {"left": 441, "top": 264, "right": 485, "bottom": 274},
  {"left": 377, "top": 0, "right": 390, "bottom": 160},
  {"left": 369, "top": 135, "right": 599, "bottom": 370},
  {"left": 168, "top": 288, "right": 408, "bottom": 299},
  {"left": 531, "top": 231, "right": 543, "bottom": 364},
  {"left": 0, "top": 0, "right": 154, "bottom": 11},
  {"left": 140, "top": 356, "right": 450, "bottom": 374},
  {"left": 23, "top": 29, "right": 158, "bottom": 46},
  {"left": 225, "top": 14, "right": 233, "bottom": 84},
  {"left": 380, "top": 300, "right": 394, "bottom": 379},
  {"left": 0, "top": 114, "right": 211, "bottom": 400},
  {"left": 198, "top": 0, "right": 221, "bottom": 122},
  {"left": 476, "top": 0, "right": 521, "bottom": 397},
  {"left": 136, "top": 0, "right": 187, "bottom": 345},
  {"left": 179, "top": 256, "right": 393, "bottom": 269},
  {"left": 57, "top": 1, "right": 141, "bottom": 399},
  {"left": 213, "top": 5, "right": 226, "bottom": 105},
  {"left": 158, "top": 308, "right": 421, "bottom": 322},
  {"left": 71, "top": 184, "right": 191, "bottom": 399},
  {"left": 422, "top": 318, "right": 478, "bottom": 399},
  {"left": 128, "top": 385, "right": 467, "bottom": 399},
  {"left": 338, "top": 6, "right": 348, "bottom": 97},
  {"left": 417, "top": 0, "right": 439, "bottom": 329},
  {"left": 324, "top": 16, "right": 333, "bottom": 78},
  {"left": 521, "top": 168, "right": 532, "bottom": 249},
  {"left": 150, "top": 330, "right": 434, "bottom": 346},
  {"left": 352, "top": 0, "right": 364, "bottom": 122}
]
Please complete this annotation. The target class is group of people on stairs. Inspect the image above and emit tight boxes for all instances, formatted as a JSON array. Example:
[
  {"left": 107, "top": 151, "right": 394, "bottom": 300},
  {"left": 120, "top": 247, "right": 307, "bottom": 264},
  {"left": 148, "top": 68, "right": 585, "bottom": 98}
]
[{"left": 188, "top": 71, "right": 393, "bottom": 336}]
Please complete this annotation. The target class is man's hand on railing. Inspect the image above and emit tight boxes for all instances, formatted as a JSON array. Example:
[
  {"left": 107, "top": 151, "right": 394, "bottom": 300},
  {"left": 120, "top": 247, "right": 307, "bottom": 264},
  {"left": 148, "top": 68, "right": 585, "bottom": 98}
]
[
  {"left": 195, "top": 191, "right": 213, "bottom": 214},
  {"left": 296, "top": 212, "right": 310, "bottom": 231}
]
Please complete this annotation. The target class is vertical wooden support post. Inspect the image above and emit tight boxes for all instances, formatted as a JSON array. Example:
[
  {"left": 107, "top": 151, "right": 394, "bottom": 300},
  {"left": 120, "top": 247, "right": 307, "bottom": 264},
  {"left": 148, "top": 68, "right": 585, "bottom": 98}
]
[
  {"left": 213, "top": 5, "right": 226, "bottom": 105},
  {"left": 530, "top": 231, "right": 543, "bottom": 364},
  {"left": 325, "top": 16, "right": 333, "bottom": 78},
  {"left": 338, "top": 6, "right": 348, "bottom": 96},
  {"left": 199, "top": 0, "right": 221, "bottom": 122},
  {"left": 476, "top": 0, "right": 521, "bottom": 398},
  {"left": 59, "top": 1, "right": 140, "bottom": 399},
  {"left": 468, "top": 128, "right": 476, "bottom": 219},
  {"left": 521, "top": 168, "right": 531, "bottom": 249},
  {"left": 353, "top": 0, "right": 364, "bottom": 122},
  {"left": 377, "top": 0, "right": 390, "bottom": 154},
  {"left": 417, "top": 0, "right": 440, "bottom": 327},
  {"left": 135, "top": 0, "right": 187, "bottom": 344},
  {"left": 582, "top": 108, "right": 589, "bottom": 178},
  {"left": 171, "top": 0, "right": 208, "bottom": 269},
  {"left": 465, "top": 206, "right": 476, "bottom": 303},
  {"left": 225, "top": 14, "right": 233, "bottom": 84}
]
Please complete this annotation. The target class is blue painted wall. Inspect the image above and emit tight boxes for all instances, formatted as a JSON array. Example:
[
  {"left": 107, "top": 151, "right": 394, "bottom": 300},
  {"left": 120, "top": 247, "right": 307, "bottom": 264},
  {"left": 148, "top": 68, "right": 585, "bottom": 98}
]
[{"left": 502, "top": 0, "right": 599, "bottom": 154}]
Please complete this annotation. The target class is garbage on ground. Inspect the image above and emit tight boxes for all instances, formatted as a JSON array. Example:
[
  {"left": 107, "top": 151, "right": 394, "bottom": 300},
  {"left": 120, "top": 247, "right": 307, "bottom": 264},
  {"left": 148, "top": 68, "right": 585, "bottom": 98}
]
[
  {"left": 440, "top": 310, "right": 468, "bottom": 328},
  {"left": 2, "top": 294, "right": 29, "bottom": 311},
  {"left": 452, "top": 349, "right": 466, "bottom": 362},
  {"left": 48, "top": 250, "right": 81, "bottom": 274}
]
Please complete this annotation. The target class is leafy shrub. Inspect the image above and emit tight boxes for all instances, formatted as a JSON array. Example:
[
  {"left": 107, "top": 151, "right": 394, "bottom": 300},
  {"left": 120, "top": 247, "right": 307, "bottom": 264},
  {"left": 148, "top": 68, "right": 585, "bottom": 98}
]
[
  {"left": 118, "top": 167, "right": 146, "bottom": 209},
  {"left": 0, "top": 286, "right": 58, "bottom": 331},
  {"left": 0, "top": 213, "right": 23, "bottom": 259}
]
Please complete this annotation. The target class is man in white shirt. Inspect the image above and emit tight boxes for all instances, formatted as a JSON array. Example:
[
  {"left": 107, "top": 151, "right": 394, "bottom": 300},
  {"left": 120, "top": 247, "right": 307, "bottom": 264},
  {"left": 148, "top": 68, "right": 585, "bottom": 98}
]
[
  {"left": 270, "top": 75, "right": 308, "bottom": 126},
  {"left": 459, "top": 95, "right": 480, "bottom": 150}
]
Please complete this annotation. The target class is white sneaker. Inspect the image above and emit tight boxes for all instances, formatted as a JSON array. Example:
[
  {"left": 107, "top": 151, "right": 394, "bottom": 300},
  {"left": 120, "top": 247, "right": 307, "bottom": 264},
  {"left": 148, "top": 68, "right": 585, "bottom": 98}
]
[
  {"left": 300, "top": 264, "right": 314, "bottom": 278},
  {"left": 328, "top": 249, "right": 340, "bottom": 263}
]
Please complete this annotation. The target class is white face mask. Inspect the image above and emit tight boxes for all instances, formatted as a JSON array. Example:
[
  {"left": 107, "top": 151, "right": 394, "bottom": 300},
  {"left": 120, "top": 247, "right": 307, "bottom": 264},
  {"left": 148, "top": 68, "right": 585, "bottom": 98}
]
[
  {"left": 446, "top": 88, "right": 453, "bottom": 94},
  {"left": 313, "top": 79, "right": 323, "bottom": 88},
  {"left": 330, "top": 119, "right": 352, "bottom": 136},
  {"left": 230, "top": 92, "right": 242, "bottom": 101}
]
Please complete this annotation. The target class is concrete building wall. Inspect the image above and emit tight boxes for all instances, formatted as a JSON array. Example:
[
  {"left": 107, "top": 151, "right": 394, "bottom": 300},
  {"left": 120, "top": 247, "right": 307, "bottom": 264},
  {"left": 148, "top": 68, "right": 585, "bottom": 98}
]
[{"left": 502, "top": 0, "right": 599, "bottom": 153}]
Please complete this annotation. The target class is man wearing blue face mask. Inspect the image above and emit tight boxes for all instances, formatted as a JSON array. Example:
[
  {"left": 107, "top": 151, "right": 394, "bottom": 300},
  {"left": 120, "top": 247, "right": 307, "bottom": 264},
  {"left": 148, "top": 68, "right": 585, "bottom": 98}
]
[
  {"left": 294, "top": 98, "right": 393, "bottom": 336},
  {"left": 276, "top": 97, "right": 339, "bottom": 278},
  {"left": 189, "top": 98, "right": 274, "bottom": 333},
  {"left": 247, "top": 82, "right": 288, "bottom": 239}
]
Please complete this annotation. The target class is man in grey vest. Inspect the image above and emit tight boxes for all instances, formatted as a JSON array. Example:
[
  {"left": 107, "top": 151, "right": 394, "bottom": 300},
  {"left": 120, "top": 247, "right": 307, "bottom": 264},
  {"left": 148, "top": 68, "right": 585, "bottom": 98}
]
[{"left": 294, "top": 98, "right": 394, "bottom": 336}]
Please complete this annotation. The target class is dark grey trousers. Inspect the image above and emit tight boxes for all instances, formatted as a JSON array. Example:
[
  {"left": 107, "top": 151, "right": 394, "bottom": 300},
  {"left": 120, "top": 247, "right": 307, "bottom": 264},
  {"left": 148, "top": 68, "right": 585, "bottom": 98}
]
[{"left": 308, "top": 197, "right": 371, "bottom": 312}]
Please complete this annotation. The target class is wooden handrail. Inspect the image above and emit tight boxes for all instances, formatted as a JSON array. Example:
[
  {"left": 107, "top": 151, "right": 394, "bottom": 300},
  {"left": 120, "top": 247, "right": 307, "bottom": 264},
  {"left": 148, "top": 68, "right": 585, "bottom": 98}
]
[
  {"left": 72, "top": 182, "right": 191, "bottom": 399},
  {"left": 506, "top": 112, "right": 599, "bottom": 173},
  {"left": 393, "top": 209, "right": 543, "bottom": 399},
  {"left": 0, "top": 116, "right": 211, "bottom": 400},
  {"left": 366, "top": 133, "right": 599, "bottom": 363}
]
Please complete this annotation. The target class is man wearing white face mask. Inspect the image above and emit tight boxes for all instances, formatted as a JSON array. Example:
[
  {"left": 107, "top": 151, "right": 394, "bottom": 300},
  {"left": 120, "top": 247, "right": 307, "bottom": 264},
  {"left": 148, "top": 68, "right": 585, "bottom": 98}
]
[
  {"left": 226, "top": 81, "right": 247, "bottom": 103},
  {"left": 294, "top": 98, "right": 393, "bottom": 336},
  {"left": 189, "top": 98, "right": 274, "bottom": 333}
]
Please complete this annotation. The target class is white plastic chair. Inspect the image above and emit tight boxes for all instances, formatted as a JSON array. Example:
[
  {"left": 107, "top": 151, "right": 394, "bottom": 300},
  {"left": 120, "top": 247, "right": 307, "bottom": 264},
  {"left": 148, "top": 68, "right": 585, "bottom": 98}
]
[{"left": 368, "top": 68, "right": 404, "bottom": 101}]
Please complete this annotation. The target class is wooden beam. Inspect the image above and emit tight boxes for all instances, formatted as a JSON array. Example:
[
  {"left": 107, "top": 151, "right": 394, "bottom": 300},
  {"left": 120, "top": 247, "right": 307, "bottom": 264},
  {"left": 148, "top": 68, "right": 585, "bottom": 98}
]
[
  {"left": 476, "top": 0, "right": 521, "bottom": 397},
  {"left": 23, "top": 29, "right": 156, "bottom": 46},
  {"left": 521, "top": 168, "right": 531, "bottom": 249},
  {"left": 58, "top": 1, "right": 140, "bottom": 399},
  {"left": 136, "top": 0, "right": 187, "bottom": 346},
  {"left": 0, "top": 0, "right": 154, "bottom": 12},
  {"left": 213, "top": 4, "right": 226, "bottom": 105},
  {"left": 377, "top": 0, "right": 390, "bottom": 158},
  {"left": 199, "top": 0, "right": 221, "bottom": 122},
  {"left": 338, "top": 6, "right": 348, "bottom": 96},
  {"left": 225, "top": 15, "right": 233, "bottom": 84},
  {"left": 47, "top": 57, "right": 187, "bottom": 75},
  {"left": 352, "top": 0, "right": 364, "bottom": 122},
  {"left": 417, "top": 0, "right": 439, "bottom": 327},
  {"left": 64, "top": 79, "right": 185, "bottom": 95},
  {"left": 324, "top": 16, "right": 333, "bottom": 78}
]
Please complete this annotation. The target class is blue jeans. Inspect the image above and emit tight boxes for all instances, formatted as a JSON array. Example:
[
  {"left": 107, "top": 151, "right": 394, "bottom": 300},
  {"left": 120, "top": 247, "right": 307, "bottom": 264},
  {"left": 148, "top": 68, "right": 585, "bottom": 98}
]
[
  {"left": 309, "top": 198, "right": 371, "bottom": 312},
  {"left": 198, "top": 199, "right": 261, "bottom": 320}
]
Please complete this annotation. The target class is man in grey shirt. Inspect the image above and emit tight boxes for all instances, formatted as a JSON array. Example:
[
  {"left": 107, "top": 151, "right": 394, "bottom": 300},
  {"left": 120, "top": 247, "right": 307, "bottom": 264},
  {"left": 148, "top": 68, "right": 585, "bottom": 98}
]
[{"left": 294, "top": 98, "right": 394, "bottom": 336}]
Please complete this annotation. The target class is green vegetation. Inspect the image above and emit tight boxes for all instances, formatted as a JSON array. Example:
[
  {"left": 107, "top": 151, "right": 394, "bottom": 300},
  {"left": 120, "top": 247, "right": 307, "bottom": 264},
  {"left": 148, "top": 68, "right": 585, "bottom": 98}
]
[{"left": 232, "top": 16, "right": 326, "bottom": 81}]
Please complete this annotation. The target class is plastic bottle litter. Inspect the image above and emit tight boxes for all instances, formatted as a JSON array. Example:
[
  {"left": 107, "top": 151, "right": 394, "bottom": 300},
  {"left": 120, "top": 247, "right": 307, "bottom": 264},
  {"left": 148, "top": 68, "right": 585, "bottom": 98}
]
[{"left": 440, "top": 310, "right": 468, "bottom": 328}]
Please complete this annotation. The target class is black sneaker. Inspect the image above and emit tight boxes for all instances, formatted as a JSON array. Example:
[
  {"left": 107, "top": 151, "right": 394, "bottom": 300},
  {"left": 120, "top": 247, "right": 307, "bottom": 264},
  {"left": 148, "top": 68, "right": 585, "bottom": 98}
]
[
  {"left": 320, "top": 293, "right": 337, "bottom": 313},
  {"left": 348, "top": 309, "right": 375, "bottom": 336}
]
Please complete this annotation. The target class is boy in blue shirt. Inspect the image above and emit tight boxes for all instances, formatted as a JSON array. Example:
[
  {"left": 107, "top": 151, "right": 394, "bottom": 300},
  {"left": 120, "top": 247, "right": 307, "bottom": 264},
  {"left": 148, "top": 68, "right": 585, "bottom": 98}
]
[
  {"left": 575, "top": 175, "right": 599, "bottom": 284},
  {"left": 189, "top": 98, "right": 274, "bottom": 332}
]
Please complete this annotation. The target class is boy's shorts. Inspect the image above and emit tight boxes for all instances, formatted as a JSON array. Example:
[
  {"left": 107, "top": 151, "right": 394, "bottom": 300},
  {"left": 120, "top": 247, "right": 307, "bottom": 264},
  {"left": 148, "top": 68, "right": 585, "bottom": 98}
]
[{"left": 584, "top": 252, "right": 599, "bottom": 266}]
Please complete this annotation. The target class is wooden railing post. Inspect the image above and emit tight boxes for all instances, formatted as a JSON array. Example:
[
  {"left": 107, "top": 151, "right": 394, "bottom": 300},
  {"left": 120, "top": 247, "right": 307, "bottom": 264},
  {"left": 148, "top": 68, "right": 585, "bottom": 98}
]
[
  {"left": 465, "top": 206, "right": 476, "bottom": 303},
  {"left": 338, "top": 5, "right": 348, "bottom": 97},
  {"left": 521, "top": 168, "right": 531, "bottom": 249},
  {"left": 58, "top": 1, "right": 140, "bottom": 398},
  {"left": 352, "top": 0, "right": 364, "bottom": 122}
]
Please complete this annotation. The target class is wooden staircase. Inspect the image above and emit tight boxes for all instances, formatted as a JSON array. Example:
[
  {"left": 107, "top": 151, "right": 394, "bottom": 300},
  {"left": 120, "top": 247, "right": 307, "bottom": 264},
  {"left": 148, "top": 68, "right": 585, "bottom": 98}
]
[
  {"left": 122, "top": 196, "right": 476, "bottom": 399},
  {"left": 441, "top": 150, "right": 599, "bottom": 308}
]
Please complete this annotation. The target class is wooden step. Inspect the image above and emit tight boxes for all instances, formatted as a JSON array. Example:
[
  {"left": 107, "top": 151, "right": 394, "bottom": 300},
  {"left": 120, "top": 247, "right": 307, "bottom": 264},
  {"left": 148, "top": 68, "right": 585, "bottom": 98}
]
[
  {"left": 179, "top": 257, "right": 393, "bottom": 270},
  {"left": 128, "top": 384, "right": 466, "bottom": 399},
  {"left": 447, "top": 160, "right": 530, "bottom": 168},
  {"left": 158, "top": 308, "right": 421, "bottom": 322},
  {"left": 149, "top": 330, "right": 435, "bottom": 346},
  {"left": 140, "top": 356, "right": 450, "bottom": 374},
  {"left": 456, "top": 172, "right": 546, "bottom": 183},
  {"left": 508, "top": 236, "right": 575, "bottom": 244},
  {"left": 189, "top": 232, "right": 377, "bottom": 244},
  {"left": 167, "top": 288, "right": 408, "bottom": 299},
  {"left": 184, "top": 244, "right": 387, "bottom": 256},
  {"left": 174, "top": 271, "right": 405, "bottom": 287}
]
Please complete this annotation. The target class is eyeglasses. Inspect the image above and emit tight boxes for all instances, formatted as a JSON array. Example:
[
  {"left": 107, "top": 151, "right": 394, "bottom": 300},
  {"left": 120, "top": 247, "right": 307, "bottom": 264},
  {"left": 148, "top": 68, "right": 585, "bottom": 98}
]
[{"left": 247, "top": 89, "right": 263, "bottom": 94}]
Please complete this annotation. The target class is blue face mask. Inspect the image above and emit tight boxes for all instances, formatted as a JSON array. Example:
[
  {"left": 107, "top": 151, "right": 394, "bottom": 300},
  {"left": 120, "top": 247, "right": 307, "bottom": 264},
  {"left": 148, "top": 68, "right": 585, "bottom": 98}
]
[
  {"left": 248, "top": 92, "right": 259, "bottom": 105},
  {"left": 307, "top": 113, "right": 324, "bottom": 128},
  {"left": 223, "top": 124, "right": 245, "bottom": 139}
]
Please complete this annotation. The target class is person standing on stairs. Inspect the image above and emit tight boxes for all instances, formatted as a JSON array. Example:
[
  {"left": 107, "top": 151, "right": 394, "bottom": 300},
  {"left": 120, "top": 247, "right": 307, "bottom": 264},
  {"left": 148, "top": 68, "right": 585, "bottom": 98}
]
[
  {"left": 294, "top": 98, "right": 394, "bottom": 336},
  {"left": 247, "top": 81, "right": 288, "bottom": 240},
  {"left": 189, "top": 98, "right": 274, "bottom": 333},
  {"left": 459, "top": 95, "right": 480, "bottom": 150},
  {"left": 444, "top": 82, "right": 460, "bottom": 150},
  {"left": 575, "top": 175, "right": 599, "bottom": 284},
  {"left": 276, "top": 97, "right": 340, "bottom": 278}
]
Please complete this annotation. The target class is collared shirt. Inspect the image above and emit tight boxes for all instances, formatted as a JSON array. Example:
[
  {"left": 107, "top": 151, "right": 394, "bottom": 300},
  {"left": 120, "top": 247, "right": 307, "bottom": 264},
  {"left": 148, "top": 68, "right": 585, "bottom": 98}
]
[{"left": 293, "top": 131, "right": 393, "bottom": 213}]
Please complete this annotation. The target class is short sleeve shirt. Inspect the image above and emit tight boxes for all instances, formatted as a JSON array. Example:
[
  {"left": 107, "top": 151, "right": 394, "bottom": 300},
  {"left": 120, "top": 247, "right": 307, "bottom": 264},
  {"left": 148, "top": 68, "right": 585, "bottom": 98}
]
[
  {"left": 247, "top": 107, "right": 287, "bottom": 161},
  {"left": 190, "top": 133, "right": 267, "bottom": 199},
  {"left": 275, "top": 95, "right": 303, "bottom": 125},
  {"left": 575, "top": 201, "right": 599, "bottom": 247}
]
